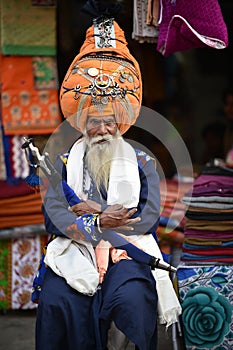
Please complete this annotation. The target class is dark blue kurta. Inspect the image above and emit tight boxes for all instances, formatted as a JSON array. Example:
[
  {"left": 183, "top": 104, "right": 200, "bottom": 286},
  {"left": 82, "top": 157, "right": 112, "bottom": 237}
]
[{"left": 36, "top": 147, "right": 160, "bottom": 350}]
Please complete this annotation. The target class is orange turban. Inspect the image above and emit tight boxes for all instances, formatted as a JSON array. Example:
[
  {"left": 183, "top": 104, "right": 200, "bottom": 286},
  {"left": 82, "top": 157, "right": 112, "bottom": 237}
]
[{"left": 60, "top": 18, "right": 142, "bottom": 135}]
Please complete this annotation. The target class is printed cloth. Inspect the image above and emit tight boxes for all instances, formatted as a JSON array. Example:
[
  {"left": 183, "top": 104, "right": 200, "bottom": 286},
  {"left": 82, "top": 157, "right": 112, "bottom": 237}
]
[
  {"left": 132, "top": 0, "right": 159, "bottom": 43},
  {"left": 1, "top": 55, "right": 61, "bottom": 135},
  {"left": 177, "top": 263, "right": 233, "bottom": 350},
  {"left": 0, "top": 0, "right": 56, "bottom": 55},
  {"left": 0, "top": 234, "right": 48, "bottom": 310},
  {"left": 2, "top": 134, "right": 29, "bottom": 180}
]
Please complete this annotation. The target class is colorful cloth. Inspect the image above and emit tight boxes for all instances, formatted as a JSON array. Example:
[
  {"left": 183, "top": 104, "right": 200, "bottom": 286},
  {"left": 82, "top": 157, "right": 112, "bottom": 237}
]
[
  {"left": 177, "top": 263, "right": 233, "bottom": 350},
  {"left": 157, "top": 0, "right": 228, "bottom": 56},
  {"left": 0, "top": 0, "right": 56, "bottom": 55},
  {"left": 0, "top": 234, "right": 48, "bottom": 310},
  {"left": 0, "top": 179, "right": 44, "bottom": 229},
  {"left": 157, "top": 178, "right": 191, "bottom": 250},
  {"left": 2, "top": 134, "right": 29, "bottom": 179},
  {"left": 60, "top": 18, "right": 142, "bottom": 135},
  {"left": 1, "top": 55, "right": 61, "bottom": 135}
]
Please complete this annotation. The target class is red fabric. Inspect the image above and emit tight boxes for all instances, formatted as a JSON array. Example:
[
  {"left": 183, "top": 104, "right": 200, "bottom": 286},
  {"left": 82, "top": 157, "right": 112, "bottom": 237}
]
[
  {"left": 182, "top": 247, "right": 233, "bottom": 256},
  {"left": 0, "top": 180, "right": 34, "bottom": 198}
]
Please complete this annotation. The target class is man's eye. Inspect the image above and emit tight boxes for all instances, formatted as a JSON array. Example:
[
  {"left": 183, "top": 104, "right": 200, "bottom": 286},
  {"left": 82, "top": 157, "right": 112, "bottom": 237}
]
[
  {"left": 89, "top": 120, "right": 100, "bottom": 127},
  {"left": 93, "top": 121, "right": 101, "bottom": 126},
  {"left": 105, "top": 121, "right": 115, "bottom": 126}
]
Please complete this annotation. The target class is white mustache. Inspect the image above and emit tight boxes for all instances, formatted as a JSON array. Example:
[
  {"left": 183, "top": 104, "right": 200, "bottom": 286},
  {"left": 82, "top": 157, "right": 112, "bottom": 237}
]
[{"left": 87, "top": 134, "right": 115, "bottom": 146}]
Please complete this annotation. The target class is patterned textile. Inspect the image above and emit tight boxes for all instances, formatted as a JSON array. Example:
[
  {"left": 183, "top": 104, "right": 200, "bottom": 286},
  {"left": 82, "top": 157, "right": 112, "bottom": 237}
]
[
  {"left": 1, "top": 55, "right": 61, "bottom": 135},
  {"left": 0, "top": 0, "right": 56, "bottom": 55},
  {"left": 2, "top": 134, "right": 29, "bottom": 179},
  {"left": 132, "top": 0, "right": 159, "bottom": 43},
  {"left": 177, "top": 263, "right": 233, "bottom": 350},
  {"left": 0, "top": 234, "right": 48, "bottom": 310}
]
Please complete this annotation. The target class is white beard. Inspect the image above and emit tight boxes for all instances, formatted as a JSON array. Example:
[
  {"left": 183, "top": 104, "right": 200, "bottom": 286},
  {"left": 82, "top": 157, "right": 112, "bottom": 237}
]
[{"left": 85, "top": 131, "right": 121, "bottom": 194}]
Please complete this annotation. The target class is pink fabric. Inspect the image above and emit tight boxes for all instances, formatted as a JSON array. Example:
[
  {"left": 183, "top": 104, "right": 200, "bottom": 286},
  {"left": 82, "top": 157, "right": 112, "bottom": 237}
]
[
  {"left": 157, "top": 0, "right": 228, "bottom": 56},
  {"left": 95, "top": 237, "right": 141, "bottom": 284}
]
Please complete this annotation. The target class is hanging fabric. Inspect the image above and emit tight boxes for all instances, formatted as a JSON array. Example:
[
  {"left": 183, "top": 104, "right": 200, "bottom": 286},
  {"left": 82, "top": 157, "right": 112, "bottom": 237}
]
[
  {"left": 132, "top": 0, "right": 159, "bottom": 43},
  {"left": 157, "top": 0, "right": 228, "bottom": 57},
  {"left": 0, "top": 0, "right": 56, "bottom": 56},
  {"left": 1, "top": 55, "right": 61, "bottom": 135}
]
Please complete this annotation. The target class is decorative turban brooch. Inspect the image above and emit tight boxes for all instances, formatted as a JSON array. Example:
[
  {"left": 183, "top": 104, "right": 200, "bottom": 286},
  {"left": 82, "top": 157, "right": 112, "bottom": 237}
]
[{"left": 60, "top": 12, "right": 142, "bottom": 135}]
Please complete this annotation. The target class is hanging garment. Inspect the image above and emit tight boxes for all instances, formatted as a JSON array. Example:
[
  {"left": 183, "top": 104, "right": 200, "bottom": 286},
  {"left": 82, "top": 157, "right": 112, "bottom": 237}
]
[
  {"left": 132, "top": 0, "right": 159, "bottom": 43},
  {"left": 157, "top": 0, "right": 228, "bottom": 56}
]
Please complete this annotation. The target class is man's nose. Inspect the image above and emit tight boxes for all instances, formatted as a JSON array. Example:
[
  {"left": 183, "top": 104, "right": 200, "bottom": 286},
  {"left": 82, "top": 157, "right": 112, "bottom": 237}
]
[{"left": 97, "top": 121, "right": 108, "bottom": 135}]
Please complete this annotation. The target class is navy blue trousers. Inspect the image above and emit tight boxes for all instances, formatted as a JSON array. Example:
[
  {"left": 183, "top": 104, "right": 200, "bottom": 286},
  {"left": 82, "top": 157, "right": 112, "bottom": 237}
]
[
  {"left": 99, "top": 260, "right": 158, "bottom": 350},
  {"left": 36, "top": 267, "right": 96, "bottom": 350},
  {"left": 36, "top": 260, "right": 158, "bottom": 350}
]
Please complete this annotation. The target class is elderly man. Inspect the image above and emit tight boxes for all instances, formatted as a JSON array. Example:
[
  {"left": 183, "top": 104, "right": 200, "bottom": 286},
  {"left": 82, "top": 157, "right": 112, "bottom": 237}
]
[{"left": 35, "top": 15, "right": 181, "bottom": 350}]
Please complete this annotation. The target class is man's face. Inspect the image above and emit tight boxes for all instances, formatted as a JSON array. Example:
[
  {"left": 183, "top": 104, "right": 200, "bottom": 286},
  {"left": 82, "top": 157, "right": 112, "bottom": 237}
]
[
  {"left": 85, "top": 115, "right": 119, "bottom": 192},
  {"left": 86, "top": 115, "right": 118, "bottom": 141}
]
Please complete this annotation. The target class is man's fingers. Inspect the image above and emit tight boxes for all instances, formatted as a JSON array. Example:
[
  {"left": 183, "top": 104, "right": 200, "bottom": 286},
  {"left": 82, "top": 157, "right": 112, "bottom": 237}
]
[
  {"left": 128, "top": 217, "right": 141, "bottom": 224},
  {"left": 127, "top": 208, "right": 138, "bottom": 216},
  {"left": 117, "top": 225, "right": 134, "bottom": 231}
]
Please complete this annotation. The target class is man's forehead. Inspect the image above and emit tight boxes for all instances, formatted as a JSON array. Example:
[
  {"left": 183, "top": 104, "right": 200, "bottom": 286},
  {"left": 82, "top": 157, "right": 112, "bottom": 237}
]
[{"left": 87, "top": 115, "right": 116, "bottom": 122}]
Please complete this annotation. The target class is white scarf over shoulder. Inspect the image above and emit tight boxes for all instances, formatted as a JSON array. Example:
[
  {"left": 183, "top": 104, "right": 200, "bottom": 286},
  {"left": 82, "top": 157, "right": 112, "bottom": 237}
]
[{"left": 45, "top": 137, "right": 181, "bottom": 327}]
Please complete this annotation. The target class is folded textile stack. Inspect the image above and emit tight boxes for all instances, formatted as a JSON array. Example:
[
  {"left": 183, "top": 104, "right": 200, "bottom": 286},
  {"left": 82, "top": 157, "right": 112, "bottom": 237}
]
[
  {"left": 0, "top": 180, "right": 44, "bottom": 229},
  {"left": 181, "top": 164, "right": 233, "bottom": 263},
  {"left": 158, "top": 178, "right": 193, "bottom": 255}
]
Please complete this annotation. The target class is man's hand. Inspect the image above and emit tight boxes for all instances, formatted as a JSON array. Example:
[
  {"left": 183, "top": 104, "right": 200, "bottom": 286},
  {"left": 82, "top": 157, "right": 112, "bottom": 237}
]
[
  {"left": 99, "top": 205, "right": 140, "bottom": 231},
  {"left": 71, "top": 199, "right": 101, "bottom": 216}
]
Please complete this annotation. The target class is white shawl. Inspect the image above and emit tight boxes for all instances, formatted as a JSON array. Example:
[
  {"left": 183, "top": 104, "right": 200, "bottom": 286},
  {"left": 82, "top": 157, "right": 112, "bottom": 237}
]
[{"left": 45, "top": 137, "right": 181, "bottom": 326}]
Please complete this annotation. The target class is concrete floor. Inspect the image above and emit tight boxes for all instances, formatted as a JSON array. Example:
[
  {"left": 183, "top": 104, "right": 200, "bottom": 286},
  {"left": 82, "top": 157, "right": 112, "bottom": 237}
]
[{"left": 0, "top": 309, "right": 186, "bottom": 350}]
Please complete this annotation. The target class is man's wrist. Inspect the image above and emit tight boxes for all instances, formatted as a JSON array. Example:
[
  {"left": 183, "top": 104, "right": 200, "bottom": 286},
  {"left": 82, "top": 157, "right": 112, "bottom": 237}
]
[
  {"left": 66, "top": 214, "right": 103, "bottom": 242},
  {"left": 96, "top": 214, "right": 103, "bottom": 233}
]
